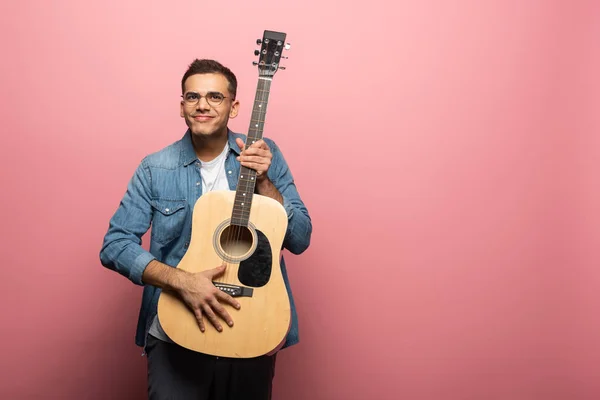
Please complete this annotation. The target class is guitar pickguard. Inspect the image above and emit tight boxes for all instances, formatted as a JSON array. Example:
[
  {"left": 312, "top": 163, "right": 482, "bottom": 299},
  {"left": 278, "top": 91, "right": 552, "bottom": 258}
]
[{"left": 237, "top": 229, "right": 272, "bottom": 287}]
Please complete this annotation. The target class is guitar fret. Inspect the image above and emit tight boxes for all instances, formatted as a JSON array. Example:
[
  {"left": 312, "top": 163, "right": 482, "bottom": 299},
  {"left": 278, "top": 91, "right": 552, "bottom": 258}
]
[
  {"left": 233, "top": 201, "right": 252, "bottom": 206},
  {"left": 230, "top": 219, "right": 248, "bottom": 226}
]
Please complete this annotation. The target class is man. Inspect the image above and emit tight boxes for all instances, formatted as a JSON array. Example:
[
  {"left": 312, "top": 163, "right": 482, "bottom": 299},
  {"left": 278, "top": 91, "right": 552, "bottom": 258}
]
[{"left": 99, "top": 59, "right": 312, "bottom": 399}]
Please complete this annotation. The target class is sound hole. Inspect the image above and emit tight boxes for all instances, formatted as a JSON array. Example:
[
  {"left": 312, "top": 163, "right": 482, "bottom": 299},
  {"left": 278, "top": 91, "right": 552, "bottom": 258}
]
[{"left": 219, "top": 224, "right": 254, "bottom": 257}]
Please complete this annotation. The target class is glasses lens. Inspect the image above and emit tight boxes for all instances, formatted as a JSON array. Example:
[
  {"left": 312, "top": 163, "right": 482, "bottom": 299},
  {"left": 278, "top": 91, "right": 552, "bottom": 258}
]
[
  {"left": 184, "top": 92, "right": 199, "bottom": 104},
  {"left": 207, "top": 92, "right": 224, "bottom": 105}
]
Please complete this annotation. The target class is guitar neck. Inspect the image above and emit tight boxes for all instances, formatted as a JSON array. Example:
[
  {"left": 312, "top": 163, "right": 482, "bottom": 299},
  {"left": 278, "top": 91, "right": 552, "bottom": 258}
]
[
  {"left": 245, "top": 76, "right": 273, "bottom": 164},
  {"left": 231, "top": 76, "right": 273, "bottom": 227}
]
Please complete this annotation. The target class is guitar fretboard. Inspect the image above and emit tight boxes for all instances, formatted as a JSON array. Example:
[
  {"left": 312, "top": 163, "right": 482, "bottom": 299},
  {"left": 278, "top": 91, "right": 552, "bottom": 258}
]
[{"left": 231, "top": 77, "right": 272, "bottom": 226}]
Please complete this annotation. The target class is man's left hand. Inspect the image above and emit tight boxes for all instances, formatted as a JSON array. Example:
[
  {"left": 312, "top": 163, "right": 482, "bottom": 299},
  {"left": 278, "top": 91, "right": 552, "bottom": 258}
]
[{"left": 235, "top": 138, "right": 272, "bottom": 181}]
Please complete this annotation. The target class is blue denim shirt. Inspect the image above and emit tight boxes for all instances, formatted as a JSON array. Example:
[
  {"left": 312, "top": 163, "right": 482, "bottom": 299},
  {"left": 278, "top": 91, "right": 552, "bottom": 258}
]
[{"left": 99, "top": 128, "right": 312, "bottom": 351}]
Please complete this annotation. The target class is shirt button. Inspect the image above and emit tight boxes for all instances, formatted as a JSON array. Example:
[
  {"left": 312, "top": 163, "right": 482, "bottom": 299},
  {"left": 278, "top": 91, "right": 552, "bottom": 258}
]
[
  {"left": 228, "top": 170, "right": 232, "bottom": 174},
  {"left": 196, "top": 182, "right": 201, "bottom": 186},
  {"left": 165, "top": 208, "right": 170, "bottom": 212}
]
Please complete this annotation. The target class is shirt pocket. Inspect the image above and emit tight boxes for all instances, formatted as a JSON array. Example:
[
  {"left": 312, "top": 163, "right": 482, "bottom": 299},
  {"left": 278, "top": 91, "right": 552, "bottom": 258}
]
[{"left": 150, "top": 198, "right": 188, "bottom": 245}]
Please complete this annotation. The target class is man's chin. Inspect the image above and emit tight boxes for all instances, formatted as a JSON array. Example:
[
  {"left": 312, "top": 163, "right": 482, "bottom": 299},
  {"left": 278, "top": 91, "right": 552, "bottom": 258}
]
[
  {"left": 190, "top": 129, "right": 213, "bottom": 136},
  {"left": 189, "top": 126, "right": 225, "bottom": 139}
]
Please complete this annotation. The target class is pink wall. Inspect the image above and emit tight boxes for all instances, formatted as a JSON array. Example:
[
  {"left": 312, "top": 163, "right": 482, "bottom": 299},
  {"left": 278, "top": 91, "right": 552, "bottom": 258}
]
[{"left": 1, "top": 0, "right": 599, "bottom": 399}]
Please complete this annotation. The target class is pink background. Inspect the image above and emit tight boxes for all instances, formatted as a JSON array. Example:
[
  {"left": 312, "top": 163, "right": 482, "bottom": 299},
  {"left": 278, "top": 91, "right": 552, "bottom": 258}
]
[{"left": 1, "top": 0, "right": 599, "bottom": 399}]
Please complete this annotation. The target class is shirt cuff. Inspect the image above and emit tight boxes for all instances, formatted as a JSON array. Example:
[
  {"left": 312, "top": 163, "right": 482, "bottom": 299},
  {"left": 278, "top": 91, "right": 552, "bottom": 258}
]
[
  {"left": 282, "top": 195, "right": 295, "bottom": 220},
  {"left": 130, "top": 250, "right": 156, "bottom": 286}
]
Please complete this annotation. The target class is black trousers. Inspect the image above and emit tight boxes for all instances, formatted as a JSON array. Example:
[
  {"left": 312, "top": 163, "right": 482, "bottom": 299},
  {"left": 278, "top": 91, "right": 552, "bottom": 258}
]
[{"left": 146, "top": 334, "right": 277, "bottom": 400}]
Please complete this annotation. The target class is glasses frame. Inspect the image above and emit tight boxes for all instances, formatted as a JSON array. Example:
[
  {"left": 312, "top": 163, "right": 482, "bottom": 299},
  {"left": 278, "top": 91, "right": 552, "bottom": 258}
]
[{"left": 181, "top": 91, "right": 229, "bottom": 107}]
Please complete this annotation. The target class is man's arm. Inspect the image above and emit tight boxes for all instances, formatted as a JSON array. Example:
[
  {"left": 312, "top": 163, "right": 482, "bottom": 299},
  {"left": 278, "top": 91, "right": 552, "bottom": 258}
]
[
  {"left": 99, "top": 160, "right": 240, "bottom": 332},
  {"left": 236, "top": 138, "right": 312, "bottom": 255},
  {"left": 99, "top": 161, "right": 156, "bottom": 285},
  {"left": 255, "top": 177, "right": 283, "bottom": 205}
]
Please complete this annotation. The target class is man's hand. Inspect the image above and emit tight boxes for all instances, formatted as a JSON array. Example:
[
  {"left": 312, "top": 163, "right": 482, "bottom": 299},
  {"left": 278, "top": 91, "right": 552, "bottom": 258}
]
[
  {"left": 142, "top": 260, "right": 240, "bottom": 333},
  {"left": 236, "top": 138, "right": 272, "bottom": 181},
  {"left": 176, "top": 264, "right": 241, "bottom": 333}
]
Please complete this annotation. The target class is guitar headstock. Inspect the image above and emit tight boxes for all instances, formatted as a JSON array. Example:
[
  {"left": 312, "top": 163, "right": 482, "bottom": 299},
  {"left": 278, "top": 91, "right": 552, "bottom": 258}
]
[{"left": 253, "top": 30, "right": 289, "bottom": 77}]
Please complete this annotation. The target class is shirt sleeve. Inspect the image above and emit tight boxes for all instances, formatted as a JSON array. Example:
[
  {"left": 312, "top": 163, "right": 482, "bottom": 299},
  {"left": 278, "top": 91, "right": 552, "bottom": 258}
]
[
  {"left": 99, "top": 160, "right": 156, "bottom": 286},
  {"left": 267, "top": 140, "right": 313, "bottom": 255}
]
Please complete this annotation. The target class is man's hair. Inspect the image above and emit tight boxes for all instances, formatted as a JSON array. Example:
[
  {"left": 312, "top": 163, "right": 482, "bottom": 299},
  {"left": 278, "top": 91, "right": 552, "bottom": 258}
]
[{"left": 181, "top": 59, "right": 238, "bottom": 99}]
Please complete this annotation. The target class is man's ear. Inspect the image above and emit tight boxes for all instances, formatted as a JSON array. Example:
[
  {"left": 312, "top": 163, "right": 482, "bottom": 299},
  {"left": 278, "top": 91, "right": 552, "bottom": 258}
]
[{"left": 229, "top": 99, "right": 240, "bottom": 119}]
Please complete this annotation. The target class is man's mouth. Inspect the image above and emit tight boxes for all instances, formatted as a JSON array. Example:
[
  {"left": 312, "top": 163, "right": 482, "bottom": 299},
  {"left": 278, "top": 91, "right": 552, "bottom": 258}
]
[{"left": 192, "top": 115, "right": 213, "bottom": 121}]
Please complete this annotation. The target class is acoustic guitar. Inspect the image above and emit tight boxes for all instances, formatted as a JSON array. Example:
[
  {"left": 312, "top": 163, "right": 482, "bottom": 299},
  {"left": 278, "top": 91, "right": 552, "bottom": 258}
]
[{"left": 157, "top": 30, "right": 292, "bottom": 358}]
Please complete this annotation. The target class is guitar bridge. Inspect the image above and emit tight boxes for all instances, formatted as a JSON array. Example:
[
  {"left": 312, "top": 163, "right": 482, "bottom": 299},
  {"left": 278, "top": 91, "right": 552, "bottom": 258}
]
[{"left": 213, "top": 282, "right": 254, "bottom": 298}]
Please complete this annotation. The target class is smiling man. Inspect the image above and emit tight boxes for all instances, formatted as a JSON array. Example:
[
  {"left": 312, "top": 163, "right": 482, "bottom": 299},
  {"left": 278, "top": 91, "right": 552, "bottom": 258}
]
[{"left": 99, "top": 59, "right": 312, "bottom": 399}]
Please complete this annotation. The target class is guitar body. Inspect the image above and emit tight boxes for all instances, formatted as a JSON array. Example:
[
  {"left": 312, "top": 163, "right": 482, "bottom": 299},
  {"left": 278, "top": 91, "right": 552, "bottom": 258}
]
[{"left": 157, "top": 190, "right": 291, "bottom": 358}]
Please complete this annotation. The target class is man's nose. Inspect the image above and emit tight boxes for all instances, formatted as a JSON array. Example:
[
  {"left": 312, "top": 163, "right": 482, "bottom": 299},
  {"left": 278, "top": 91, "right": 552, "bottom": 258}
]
[{"left": 196, "top": 96, "right": 211, "bottom": 110}]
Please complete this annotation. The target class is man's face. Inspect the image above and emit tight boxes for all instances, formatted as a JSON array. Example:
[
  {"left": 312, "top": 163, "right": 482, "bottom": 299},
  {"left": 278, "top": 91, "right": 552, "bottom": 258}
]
[{"left": 180, "top": 73, "right": 239, "bottom": 138}]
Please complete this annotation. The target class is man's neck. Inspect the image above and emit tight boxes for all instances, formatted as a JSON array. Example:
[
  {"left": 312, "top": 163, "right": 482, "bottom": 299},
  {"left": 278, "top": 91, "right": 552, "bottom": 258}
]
[{"left": 192, "top": 130, "right": 229, "bottom": 162}]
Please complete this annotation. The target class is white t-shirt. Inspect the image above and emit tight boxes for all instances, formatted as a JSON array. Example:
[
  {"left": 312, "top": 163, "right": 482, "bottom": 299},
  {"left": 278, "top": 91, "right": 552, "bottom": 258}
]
[
  {"left": 200, "top": 141, "right": 230, "bottom": 193},
  {"left": 148, "top": 142, "right": 231, "bottom": 344}
]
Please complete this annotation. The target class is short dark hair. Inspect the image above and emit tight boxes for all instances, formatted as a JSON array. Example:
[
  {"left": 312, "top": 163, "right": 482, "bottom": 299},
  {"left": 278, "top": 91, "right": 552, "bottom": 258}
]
[{"left": 181, "top": 59, "right": 238, "bottom": 99}]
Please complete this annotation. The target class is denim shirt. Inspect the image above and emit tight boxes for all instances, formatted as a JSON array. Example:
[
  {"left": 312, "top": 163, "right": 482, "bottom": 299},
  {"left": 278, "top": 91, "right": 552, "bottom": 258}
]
[{"left": 99, "top": 128, "right": 312, "bottom": 351}]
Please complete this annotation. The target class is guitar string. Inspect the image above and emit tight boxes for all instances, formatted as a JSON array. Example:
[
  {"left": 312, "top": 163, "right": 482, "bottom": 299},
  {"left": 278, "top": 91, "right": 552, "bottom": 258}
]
[
  {"left": 232, "top": 76, "right": 269, "bottom": 281},
  {"left": 225, "top": 71, "right": 270, "bottom": 285},
  {"left": 241, "top": 75, "right": 269, "bottom": 282},
  {"left": 225, "top": 103, "right": 248, "bottom": 282},
  {"left": 250, "top": 77, "right": 271, "bottom": 283},
  {"left": 225, "top": 76, "right": 263, "bottom": 282}
]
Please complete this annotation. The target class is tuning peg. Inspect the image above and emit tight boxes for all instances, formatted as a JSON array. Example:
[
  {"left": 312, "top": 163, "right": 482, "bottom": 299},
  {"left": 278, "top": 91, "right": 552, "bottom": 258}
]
[
  {"left": 256, "top": 39, "right": 262, "bottom": 45},
  {"left": 279, "top": 66, "right": 286, "bottom": 70},
  {"left": 253, "top": 61, "right": 258, "bottom": 66},
  {"left": 285, "top": 43, "right": 291, "bottom": 50},
  {"left": 254, "top": 50, "right": 260, "bottom": 56}
]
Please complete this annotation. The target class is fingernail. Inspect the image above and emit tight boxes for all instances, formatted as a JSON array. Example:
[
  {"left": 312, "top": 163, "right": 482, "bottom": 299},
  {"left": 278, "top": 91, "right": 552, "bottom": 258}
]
[{"left": 228, "top": 321, "right": 233, "bottom": 326}]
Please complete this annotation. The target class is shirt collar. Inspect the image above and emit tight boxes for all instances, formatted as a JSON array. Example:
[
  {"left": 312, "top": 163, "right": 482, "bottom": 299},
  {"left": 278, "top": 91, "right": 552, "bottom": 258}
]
[{"left": 180, "top": 128, "right": 244, "bottom": 166}]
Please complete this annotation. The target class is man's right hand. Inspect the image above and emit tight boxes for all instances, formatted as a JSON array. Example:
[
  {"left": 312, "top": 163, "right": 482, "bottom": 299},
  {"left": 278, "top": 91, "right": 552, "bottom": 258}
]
[
  {"left": 141, "top": 260, "right": 241, "bottom": 333},
  {"left": 176, "top": 264, "right": 241, "bottom": 332}
]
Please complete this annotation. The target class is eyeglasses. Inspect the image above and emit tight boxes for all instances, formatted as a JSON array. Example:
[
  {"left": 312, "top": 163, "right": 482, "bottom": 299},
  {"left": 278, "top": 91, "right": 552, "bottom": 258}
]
[{"left": 181, "top": 91, "right": 228, "bottom": 107}]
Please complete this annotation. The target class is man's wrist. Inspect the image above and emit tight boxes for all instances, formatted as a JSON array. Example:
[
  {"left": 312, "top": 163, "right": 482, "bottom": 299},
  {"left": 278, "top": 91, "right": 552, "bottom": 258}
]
[
  {"left": 167, "top": 267, "right": 188, "bottom": 292},
  {"left": 143, "top": 260, "right": 188, "bottom": 292},
  {"left": 256, "top": 175, "right": 270, "bottom": 189}
]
